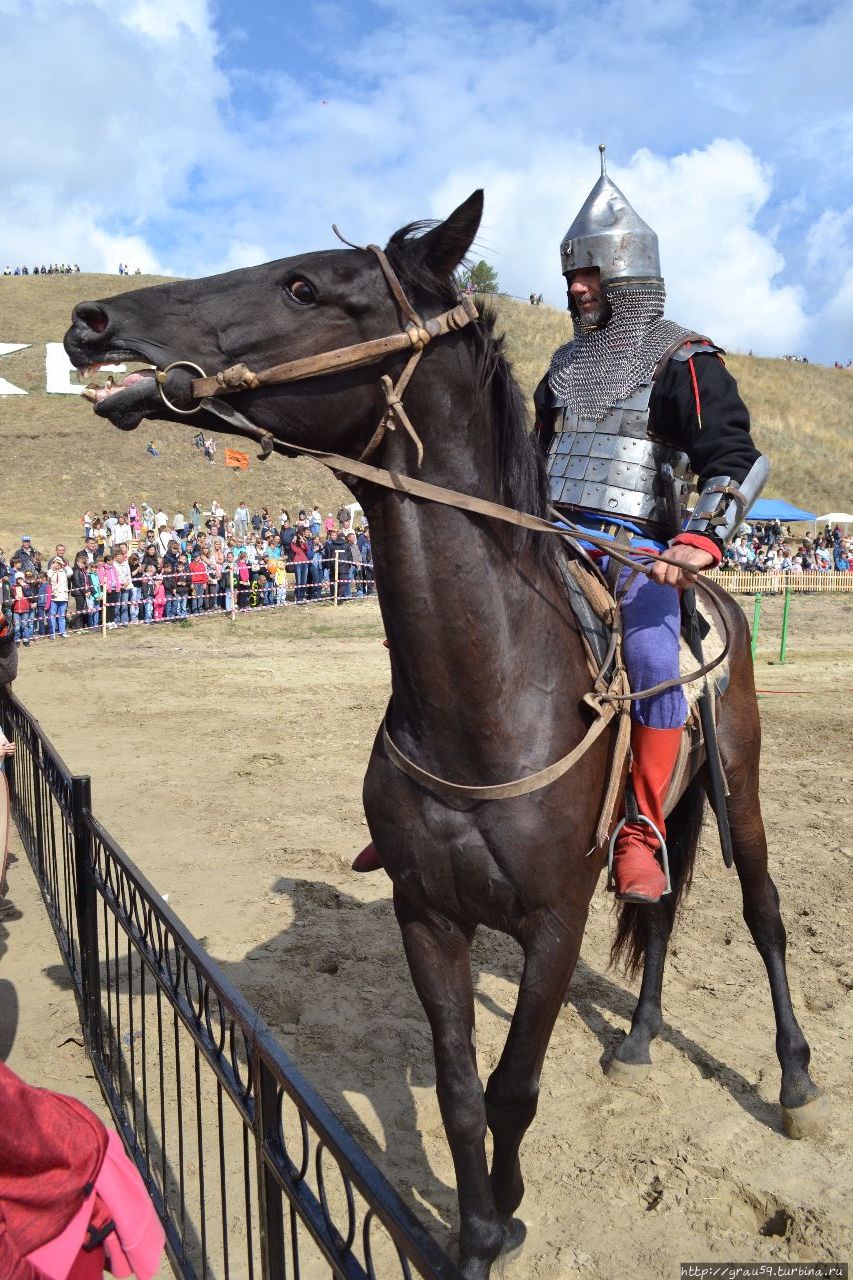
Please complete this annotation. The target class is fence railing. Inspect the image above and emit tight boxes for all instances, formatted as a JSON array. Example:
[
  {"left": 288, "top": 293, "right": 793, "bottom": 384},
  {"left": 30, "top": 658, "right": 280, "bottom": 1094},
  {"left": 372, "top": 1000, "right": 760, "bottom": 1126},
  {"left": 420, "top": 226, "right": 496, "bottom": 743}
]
[
  {"left": 706, "top": 569, "right": 853, "bottom": 594},
  {"left": 1, "top": 689, "right": 461, "bottom": 1280}
]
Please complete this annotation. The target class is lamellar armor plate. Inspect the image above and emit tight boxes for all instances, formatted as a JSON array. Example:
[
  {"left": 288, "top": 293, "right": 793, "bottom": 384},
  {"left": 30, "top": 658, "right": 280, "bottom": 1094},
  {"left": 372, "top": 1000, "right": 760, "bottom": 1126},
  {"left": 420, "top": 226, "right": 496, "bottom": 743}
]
[{"left": 547, "top": 381, "right": 693, "bottom": 534}]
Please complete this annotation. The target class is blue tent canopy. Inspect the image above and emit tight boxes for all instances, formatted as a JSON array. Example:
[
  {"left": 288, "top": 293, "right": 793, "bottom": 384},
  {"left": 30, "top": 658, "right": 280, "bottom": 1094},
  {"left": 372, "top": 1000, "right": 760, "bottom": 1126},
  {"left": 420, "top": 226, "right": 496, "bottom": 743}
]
[{"left": 747, "top": 498, "right": 816, "bottom": 522}]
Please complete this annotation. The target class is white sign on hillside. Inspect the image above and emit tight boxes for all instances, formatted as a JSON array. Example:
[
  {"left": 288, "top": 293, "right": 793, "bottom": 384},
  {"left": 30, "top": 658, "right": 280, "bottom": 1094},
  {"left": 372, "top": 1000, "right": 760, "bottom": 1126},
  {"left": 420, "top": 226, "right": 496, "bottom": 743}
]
[
  {"left": 0, "top": 343, "right": 30, "bottom": 394},
  {"left": 0, "top": 341, "right": 124, "bottom": 394}
]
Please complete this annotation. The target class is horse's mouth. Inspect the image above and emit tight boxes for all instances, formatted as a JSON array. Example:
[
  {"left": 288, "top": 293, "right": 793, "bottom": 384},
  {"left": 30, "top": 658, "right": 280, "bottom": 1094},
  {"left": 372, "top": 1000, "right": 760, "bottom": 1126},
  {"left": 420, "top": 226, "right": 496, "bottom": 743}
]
[{"left": 77, "top": 358, "right": 185, "bottom": 431}]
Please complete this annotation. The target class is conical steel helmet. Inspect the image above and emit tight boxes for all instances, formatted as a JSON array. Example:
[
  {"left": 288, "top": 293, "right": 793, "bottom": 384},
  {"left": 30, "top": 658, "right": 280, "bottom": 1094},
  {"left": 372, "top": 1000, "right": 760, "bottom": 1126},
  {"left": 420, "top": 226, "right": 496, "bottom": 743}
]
[{"left": 560, "top": 145, "right": 661, "bottom": 284}]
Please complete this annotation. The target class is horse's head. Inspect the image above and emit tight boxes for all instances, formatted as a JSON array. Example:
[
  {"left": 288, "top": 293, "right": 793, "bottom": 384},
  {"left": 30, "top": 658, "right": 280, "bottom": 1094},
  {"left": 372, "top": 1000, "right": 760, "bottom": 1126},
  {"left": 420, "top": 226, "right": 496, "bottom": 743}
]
[{"left": 64, "top": 192, "right": 484, "bottom": 457}]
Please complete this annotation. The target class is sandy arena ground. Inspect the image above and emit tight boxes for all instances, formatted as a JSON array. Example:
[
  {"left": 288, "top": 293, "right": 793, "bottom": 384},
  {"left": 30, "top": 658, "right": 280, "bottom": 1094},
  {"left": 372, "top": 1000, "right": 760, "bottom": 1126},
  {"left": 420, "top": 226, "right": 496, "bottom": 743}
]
[{"left": 7, "top": 592, "right": 853, "bottom": 1280}]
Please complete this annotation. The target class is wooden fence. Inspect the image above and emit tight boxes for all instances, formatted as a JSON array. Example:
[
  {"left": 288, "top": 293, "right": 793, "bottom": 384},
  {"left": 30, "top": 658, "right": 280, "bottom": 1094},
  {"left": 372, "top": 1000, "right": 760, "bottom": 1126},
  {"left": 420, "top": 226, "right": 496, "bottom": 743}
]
[{"left": 706, "top": 570, "right": 853, "bottom": 595}]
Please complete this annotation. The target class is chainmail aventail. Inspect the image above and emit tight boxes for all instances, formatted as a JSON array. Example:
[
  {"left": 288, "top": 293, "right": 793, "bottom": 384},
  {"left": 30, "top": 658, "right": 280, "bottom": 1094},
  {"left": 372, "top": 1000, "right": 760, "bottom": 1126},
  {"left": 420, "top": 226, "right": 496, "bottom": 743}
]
[{"left": 548, "top": 284, "right": 692, "bottom": 421}]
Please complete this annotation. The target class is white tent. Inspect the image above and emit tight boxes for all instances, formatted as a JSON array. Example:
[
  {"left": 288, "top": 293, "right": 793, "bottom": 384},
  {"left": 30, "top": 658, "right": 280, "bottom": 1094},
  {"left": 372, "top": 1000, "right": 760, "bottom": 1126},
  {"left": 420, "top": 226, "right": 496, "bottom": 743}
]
[{"left": 816, "top": 512, "right": 853, "bottom": 525}]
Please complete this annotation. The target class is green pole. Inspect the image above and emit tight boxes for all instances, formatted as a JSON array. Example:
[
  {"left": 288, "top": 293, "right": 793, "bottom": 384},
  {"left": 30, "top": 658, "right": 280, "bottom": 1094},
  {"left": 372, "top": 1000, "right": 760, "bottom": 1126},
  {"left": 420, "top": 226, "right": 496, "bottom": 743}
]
[
  {"left": 779, "top": 587, "right": 791, "bottom": 664},
  {"left": 751, "top": 592, "right": 762, "bottom": 662}
]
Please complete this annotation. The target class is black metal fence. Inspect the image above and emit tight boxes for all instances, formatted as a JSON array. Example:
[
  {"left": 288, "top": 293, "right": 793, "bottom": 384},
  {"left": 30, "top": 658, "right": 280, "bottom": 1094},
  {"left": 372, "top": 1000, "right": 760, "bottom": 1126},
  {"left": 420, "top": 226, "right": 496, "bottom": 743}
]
[{"left": 1, "top": 690, "right": 461, "bottom": 1280}]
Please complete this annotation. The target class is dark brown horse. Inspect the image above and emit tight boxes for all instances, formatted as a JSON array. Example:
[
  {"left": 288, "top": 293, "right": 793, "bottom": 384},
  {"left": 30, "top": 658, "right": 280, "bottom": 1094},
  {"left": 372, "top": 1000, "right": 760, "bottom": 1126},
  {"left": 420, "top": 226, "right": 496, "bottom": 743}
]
[{"left": 64, "top": 192, "right": 826, "bottom": 1279}]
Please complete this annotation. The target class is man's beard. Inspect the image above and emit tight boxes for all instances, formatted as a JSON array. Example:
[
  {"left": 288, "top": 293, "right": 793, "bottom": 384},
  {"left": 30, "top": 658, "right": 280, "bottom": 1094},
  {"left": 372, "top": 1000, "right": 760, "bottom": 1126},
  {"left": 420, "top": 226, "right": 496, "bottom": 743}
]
[{"left": 568, "top": 294, "right": 613, "bottom": 331}]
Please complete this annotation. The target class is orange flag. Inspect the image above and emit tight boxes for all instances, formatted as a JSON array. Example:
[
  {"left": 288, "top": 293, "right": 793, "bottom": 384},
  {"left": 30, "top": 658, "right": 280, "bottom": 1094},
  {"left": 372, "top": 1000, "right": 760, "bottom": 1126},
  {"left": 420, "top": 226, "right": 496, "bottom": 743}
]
[{"left": 224, "top": 448, "right": 249, "bottom": 470}]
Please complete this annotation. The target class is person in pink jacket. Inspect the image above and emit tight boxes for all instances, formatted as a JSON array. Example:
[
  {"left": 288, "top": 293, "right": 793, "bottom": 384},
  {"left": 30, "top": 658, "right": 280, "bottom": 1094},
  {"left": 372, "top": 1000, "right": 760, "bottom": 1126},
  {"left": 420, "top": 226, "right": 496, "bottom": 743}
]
[
  {"left": 152, "top": 574, "right": 166, "bottom": 622},
  {"left": 96, "top": 556, "right": 119, "bottom": 626},
  {"left": 0, "top": 1060, "right": 164, "bottom": 1280}
]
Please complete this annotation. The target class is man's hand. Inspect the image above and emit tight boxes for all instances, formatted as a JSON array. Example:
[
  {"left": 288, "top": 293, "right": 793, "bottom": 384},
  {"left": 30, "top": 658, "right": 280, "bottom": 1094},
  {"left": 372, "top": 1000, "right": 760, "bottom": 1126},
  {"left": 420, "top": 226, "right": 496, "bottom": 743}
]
[{"left": 649, "top": 544, "right": 716, "bottom": 589}]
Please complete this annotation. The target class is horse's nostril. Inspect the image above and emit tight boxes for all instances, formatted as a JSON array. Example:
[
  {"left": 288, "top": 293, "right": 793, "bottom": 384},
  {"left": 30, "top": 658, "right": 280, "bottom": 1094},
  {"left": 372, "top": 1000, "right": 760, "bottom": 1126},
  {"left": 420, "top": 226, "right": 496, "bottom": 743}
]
[{"left": 73, "top": 302, "right": 110, "bottom": 336}]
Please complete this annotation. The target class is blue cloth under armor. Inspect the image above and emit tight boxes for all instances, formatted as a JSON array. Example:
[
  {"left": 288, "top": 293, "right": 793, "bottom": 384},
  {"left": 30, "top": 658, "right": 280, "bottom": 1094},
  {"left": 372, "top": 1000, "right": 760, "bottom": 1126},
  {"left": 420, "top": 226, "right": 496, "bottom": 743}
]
[
  {"left": 557, "top": 517, "right": 687, "bottom": 730},
  {"left": 611, "top": 565, "right": 686, "bottom": 729}
]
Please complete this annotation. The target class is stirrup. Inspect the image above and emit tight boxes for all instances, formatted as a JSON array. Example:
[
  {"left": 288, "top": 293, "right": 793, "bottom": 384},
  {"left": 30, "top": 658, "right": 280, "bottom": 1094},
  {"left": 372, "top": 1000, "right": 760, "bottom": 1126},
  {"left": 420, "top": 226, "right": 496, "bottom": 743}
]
[{"left": 607, "top": 815, "right": 672, "bottom": 896}]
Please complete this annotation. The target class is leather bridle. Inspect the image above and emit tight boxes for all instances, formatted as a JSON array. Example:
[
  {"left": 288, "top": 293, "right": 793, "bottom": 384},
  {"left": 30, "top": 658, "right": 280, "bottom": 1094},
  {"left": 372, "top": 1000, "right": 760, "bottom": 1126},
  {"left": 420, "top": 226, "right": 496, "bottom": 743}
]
[{"left": 154, "top": 239, "right": 480, "bottom": 469}]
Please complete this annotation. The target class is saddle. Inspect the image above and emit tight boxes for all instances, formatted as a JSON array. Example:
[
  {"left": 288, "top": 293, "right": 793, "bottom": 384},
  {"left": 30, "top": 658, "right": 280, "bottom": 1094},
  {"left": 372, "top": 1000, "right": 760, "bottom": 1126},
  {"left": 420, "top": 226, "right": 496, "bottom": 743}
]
[{"left": 558, "top": 552, "right": 731, "bottom": 830}]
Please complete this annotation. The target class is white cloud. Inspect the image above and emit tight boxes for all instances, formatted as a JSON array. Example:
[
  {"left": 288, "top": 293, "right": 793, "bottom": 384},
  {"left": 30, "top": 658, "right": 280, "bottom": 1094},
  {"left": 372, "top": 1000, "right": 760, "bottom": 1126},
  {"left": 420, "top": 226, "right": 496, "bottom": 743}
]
[
  {"left": 434, "top": 138, "right": 807, "bottom": 356},
  {"left": 818, "top": 267, "right": 853, "bottom": 362},
  {"left": 0, "top": 0, "right": 224, "bottom": 271},
  {"left": 2, "top": 0, "right": 851, "bottom": 362}
]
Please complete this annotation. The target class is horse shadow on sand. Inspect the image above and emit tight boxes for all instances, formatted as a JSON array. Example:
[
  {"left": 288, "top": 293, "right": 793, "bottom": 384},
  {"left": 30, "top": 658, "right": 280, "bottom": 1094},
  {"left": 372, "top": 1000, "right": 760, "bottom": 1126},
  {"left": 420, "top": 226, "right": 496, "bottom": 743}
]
[{"left": 210, "top": 873, "right": 781, "bottom": 1239}]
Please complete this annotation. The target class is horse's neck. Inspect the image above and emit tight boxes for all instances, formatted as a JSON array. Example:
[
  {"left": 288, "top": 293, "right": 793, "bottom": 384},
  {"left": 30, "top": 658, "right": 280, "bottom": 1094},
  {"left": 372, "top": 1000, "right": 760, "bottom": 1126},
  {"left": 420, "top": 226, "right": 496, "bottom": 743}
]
[{"left": 362, "top": 374, "right": 584, "bottom": 765}]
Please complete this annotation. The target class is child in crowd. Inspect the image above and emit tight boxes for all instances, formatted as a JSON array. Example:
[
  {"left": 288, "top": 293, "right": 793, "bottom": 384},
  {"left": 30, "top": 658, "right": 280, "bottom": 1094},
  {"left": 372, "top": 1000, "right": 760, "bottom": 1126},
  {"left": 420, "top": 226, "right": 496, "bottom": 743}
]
[
  {"left": 87, "top": 562, "right": 102, "bottom": 625},
  {"left": 98, "top": 554, "right": 120, "bottom": 625},
  {"left": 12, "top": 573, "right": 32, "bottom": 646},
  {"left": 174, "top": 557, "right": 190, "bottom": 618},
  {"left": 140, "top": 567, "right": 155, "bottom": 622},
  {"left": 236, "top": 554, "right": 250, "bottom": 610},
  {"left": 47, "top": 557, "right": 69, "bottom": 636},
  {"left": 71, "top": 552, "right": 91, "bottom": 628},
  {"left": 35, "top": 572, "right": 51, "bottom": 637},
  {"left": 189, "top": 553, "right": 208, "bottom": 614},
  {"left": 152, "top": 572, "right": 166, "bottom": 621},
  {"left": 274, "top": 555, "right": 289, "bottom": 606}
]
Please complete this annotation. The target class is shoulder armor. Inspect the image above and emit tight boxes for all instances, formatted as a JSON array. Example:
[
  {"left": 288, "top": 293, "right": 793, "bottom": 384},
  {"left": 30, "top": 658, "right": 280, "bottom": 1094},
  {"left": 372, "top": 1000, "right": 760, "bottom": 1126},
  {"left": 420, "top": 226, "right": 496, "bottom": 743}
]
[{"left": 669, "top": 338, "right": 725, "bottom": 363}]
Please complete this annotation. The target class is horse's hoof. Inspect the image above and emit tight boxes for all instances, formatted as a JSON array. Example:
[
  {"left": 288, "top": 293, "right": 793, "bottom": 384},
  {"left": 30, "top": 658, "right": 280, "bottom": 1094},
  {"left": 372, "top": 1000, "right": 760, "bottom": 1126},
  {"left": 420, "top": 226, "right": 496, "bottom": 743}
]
[
  {"left": 499, "top": 1218, "right": 527, "bottom": 1261},
  {"left": 782, "top": 1094, "right": 830, "bottom": 1139},
  {"left": 605, "top": 1056, "right": 650, "bottom": 1086}
]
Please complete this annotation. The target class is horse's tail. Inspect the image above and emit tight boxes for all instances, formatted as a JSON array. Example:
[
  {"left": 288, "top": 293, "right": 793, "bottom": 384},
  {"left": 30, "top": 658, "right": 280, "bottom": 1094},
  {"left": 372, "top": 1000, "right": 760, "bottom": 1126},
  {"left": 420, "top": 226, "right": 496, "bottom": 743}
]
[{"left": 610, "top": 775, "right": 706, "bottom": 979}]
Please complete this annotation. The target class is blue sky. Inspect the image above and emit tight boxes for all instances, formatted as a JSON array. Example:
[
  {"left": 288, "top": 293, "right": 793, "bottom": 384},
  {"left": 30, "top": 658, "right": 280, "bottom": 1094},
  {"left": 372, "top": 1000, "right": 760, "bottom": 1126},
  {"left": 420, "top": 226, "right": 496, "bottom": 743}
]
[{"left": 3, "top": 0, "right": 853, "bottom": 361}]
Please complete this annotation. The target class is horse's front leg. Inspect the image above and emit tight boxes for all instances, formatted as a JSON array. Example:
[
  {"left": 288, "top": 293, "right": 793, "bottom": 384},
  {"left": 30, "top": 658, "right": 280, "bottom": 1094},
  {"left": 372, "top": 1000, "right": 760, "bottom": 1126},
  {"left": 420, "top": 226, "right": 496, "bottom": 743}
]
[
  {"left": 485, "top": 905, "right": 587, "bottom": 1225},
  {"left": 393, "top": 887, "right": 504, "bottom": 1280}
]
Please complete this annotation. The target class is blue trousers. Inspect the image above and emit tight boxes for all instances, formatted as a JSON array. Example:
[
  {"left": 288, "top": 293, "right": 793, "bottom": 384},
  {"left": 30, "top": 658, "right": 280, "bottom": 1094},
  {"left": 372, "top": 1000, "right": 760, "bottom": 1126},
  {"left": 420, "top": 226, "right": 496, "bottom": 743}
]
[{"left": 615, "top": 566, "right": 687, "bottom": 729}]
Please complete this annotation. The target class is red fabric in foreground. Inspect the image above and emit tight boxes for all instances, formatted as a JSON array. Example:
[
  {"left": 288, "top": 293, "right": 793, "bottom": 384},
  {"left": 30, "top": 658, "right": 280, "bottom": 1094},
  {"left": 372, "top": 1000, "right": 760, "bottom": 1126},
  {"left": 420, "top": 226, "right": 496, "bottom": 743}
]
[{"left": 0, "top": 1061, "right": 108, "bottom": 1278}]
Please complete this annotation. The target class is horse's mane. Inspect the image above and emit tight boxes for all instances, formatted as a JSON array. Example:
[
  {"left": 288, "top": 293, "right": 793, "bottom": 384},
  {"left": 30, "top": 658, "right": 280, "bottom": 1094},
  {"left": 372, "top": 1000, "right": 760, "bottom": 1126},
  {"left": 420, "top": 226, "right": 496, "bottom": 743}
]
[{"left": 386, "top": 223, "right": 553, "bottom": 548}]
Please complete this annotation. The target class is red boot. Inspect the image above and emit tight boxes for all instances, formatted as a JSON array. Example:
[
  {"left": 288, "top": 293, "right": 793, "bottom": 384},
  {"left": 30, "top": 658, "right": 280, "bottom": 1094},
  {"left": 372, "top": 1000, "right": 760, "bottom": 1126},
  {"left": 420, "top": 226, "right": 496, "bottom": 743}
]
[
  {"left": 611, "top": 724, "right": 682, "bottom": 903},
  {"left": 351, "top": 841, "right": 383, "bottom": 872}
]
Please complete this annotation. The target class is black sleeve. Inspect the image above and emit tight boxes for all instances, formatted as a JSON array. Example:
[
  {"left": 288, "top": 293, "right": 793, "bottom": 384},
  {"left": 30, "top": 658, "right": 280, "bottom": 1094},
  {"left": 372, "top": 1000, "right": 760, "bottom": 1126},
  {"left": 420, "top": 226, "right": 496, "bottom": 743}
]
[
  {"left": 650, "top": 353, "right": 761, "bottom": 489},
  {"left": 533, "top": 372, "right": 560, "bottom": 458}
]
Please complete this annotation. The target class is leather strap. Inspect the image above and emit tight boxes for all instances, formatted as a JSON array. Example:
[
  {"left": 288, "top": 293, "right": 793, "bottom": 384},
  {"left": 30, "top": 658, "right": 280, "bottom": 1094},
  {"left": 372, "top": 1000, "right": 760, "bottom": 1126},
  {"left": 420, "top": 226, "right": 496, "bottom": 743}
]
[
  {"left": 382, "top": 692, "right": 621, "bottom": 803},
  {"left": 191, "top": 293, "right": 478, "bottom": 399},
  {"left": 198, "top": 394, "right": 732, "bottom": 699},
  {"left": 652, "top": 331, "right": 710, "bottom": 381}
]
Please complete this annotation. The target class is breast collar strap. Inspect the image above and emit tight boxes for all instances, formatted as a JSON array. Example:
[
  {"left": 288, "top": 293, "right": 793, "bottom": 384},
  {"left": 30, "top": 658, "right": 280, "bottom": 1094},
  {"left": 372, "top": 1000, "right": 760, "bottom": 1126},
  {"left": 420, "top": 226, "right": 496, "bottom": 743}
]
[{"left": 162, "top": 240, "right": 479, "bottom": 469}]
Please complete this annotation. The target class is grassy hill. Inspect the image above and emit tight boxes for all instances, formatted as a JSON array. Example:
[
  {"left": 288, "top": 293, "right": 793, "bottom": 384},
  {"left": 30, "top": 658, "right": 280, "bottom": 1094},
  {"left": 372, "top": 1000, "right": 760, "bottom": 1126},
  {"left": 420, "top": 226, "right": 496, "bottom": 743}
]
[{"left": 2, "top": 272, "right": 852, "bottom": 552}]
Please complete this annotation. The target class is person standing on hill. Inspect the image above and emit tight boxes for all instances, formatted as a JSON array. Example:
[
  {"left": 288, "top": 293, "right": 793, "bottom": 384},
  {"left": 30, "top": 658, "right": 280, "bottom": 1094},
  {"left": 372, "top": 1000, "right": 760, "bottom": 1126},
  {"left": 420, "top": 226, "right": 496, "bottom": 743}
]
[
  {"left": 234, "top": 502, "right": 249, "bottom": 541},
  {"left": 532, "top": 145, "right": 769, "bottom": 902}
]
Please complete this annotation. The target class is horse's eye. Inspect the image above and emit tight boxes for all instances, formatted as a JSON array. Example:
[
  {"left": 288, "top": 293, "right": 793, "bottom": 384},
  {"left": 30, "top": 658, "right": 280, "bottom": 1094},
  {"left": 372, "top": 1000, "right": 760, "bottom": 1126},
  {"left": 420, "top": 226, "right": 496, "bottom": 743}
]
[{"left": 286, "top": 279, "right": 316, "bottom": 305}]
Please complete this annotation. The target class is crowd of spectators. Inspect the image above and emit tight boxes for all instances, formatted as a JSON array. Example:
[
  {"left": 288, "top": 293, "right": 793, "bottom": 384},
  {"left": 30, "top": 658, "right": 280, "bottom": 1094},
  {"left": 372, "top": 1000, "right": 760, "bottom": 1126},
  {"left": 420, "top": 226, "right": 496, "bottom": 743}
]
[
  {"left": 0, "top": 501, "right": 374, "bottom": 646},
  {"left": 721, "top": 520, "right": 852, "bottom": 575},
  {"left": 3, "top": 263, "right": 80, "bottom": 276},
  {"left": 3, "top": 507, "right": 850, "bottom": 648}
]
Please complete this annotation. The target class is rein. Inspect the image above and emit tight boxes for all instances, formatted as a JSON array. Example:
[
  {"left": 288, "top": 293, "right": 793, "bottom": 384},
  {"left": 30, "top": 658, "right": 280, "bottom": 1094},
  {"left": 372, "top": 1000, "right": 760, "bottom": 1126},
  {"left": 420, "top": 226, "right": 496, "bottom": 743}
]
[{"left": 152, "top": 237, "right": 731, "bottom": 815}]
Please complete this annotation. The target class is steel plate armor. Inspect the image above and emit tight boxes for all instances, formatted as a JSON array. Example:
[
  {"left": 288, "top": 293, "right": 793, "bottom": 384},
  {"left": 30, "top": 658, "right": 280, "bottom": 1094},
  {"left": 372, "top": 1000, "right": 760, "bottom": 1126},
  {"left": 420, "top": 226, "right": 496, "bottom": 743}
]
[{"left": 547, "top": 381, "right": 692, "bottom": 533}]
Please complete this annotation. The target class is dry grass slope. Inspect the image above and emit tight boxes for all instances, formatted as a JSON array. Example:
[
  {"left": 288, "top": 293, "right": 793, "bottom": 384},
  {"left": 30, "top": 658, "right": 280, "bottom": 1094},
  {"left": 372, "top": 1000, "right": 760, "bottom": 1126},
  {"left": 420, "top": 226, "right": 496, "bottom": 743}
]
[{"left": 2, "top": 274, "right": 852, "bottom": 550}]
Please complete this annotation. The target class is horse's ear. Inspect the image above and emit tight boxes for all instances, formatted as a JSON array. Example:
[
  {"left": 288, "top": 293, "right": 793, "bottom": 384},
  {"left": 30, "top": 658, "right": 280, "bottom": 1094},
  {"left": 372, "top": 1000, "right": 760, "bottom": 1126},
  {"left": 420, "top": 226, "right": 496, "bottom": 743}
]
[{"left": 407, "top": 190, "right": 484, "bottom": 280}]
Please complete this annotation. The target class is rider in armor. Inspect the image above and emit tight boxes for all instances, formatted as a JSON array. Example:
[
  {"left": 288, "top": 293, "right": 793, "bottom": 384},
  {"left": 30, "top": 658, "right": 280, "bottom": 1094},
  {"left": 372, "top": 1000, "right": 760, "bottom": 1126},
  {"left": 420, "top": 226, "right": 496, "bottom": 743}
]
[
  {"left": 536, "top": 145, "right": 769, "bottom": 902},
  {"left": 352, "top": 150, "right": 768, "bottom": 887}
]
